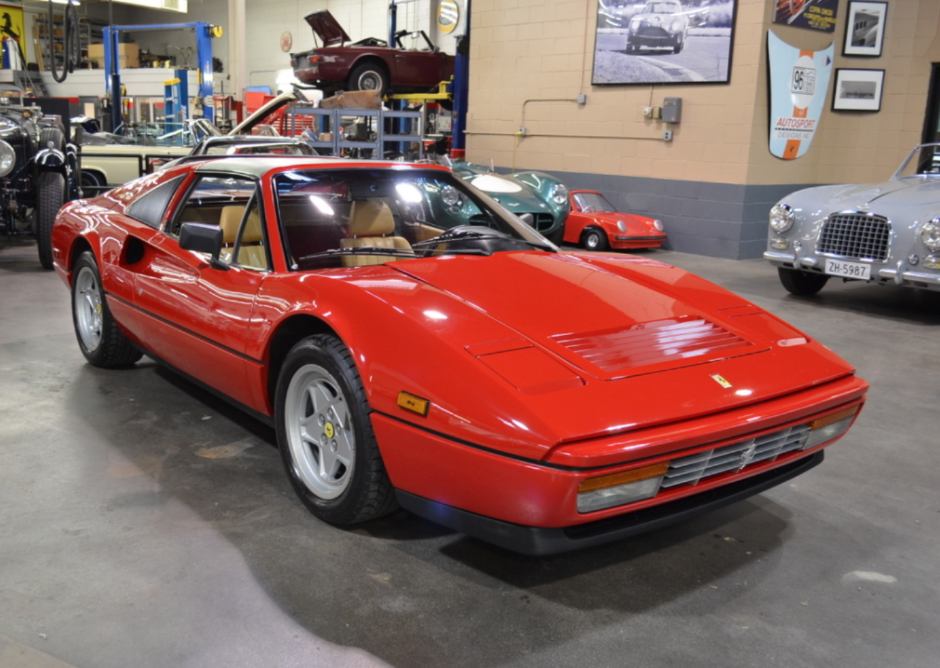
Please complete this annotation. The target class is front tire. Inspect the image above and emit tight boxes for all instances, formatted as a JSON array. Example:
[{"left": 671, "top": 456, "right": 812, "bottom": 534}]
[
  {"left": 778, "top": 267, "right": 829, "bottom": 296},
  {"left": 36, "top": 171, "right": 65, "bottom": 270},
  {"left": 581, "top": 227, "right": 610, "bottom": 252},
  {"left": 275, "top": 334, "right": 397, "bottom": 525},
  {"left": 71, "top": 251, "right": 143, "bottom": 367}
]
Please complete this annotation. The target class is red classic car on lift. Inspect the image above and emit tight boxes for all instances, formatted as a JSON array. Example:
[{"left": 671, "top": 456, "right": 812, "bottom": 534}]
[
  {"left": 563, "top": 189, "right": 667, "bottom": 251},
  {"left": 291, "top": 10, "right": 455, "bottom": 97},
  {"left": 51, "top": 157, "right": 867, "bottom": 555}
]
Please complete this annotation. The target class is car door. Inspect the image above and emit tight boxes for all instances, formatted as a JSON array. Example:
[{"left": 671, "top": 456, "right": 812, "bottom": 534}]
[
  {"left": 392, "top": 50, "right": 446, "bottom": 87},
  {"left": 130, "top": 173, "right": 270, "bottom": 410}
]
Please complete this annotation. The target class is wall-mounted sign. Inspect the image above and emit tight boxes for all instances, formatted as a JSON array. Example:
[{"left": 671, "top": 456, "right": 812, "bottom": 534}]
[
  {"left": 280, "top": 31, "right": 292, "bottom": 52},
  {"left": 772, "top": 0, "right": 839, "bottom": 33},
  {"left": 768, "top": 30, "right": 834, "bottom": 160},
  {"left": 438, "top": 0, "right": 460, "bottom": 34}
]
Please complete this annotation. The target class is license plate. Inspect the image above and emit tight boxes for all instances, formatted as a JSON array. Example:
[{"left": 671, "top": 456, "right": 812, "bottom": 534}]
[{"left": 824, "top": 259, "right": 871, "bottom": 280}]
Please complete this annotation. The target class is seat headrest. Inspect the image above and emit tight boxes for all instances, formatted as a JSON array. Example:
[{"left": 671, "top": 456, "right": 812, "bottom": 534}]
[
  {"left": 219, "top": 205, "right": 246, "bottom": 244},
  {"left": 242, "top": 210, "right": 263, "bottom": 243},
  {"left": 347, "top": 200, "right": 395, "bottom": 237}
]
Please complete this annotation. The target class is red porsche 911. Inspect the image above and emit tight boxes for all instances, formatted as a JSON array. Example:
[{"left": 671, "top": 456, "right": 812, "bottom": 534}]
[
  {"left": 563, "top": 189, "right": 667, "bottom": 252},
  {"left": 52, "top": 157, "right": 867, "bottom": 555}
]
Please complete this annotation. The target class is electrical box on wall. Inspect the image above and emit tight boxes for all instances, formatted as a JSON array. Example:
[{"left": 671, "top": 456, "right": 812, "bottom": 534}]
[{"left": 663, "top": 97, "right": 682, "bottom": 124}]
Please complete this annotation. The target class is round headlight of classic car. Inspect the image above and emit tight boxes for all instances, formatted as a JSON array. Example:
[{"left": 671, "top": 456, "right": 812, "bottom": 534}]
[
  {"left": 921, "top": 218, "right": 940, "bottom": 251},
  {"left": 549, "top": 183, "right": 568, "bottom": 206},
  {"left": 0, "top": 140, "right": 15, "bottom": 177},
  {"left": 441, "top": 184, "right": 462, "bottom": 209},
  {"left": 769, "top": 203, "right": 794, "bottom": 233},
  {"left": 653, "top": 219, "right": 664, "bottom": 231},
  {"left": 617, "top": 220, "right": 626, "bottom": 232}
]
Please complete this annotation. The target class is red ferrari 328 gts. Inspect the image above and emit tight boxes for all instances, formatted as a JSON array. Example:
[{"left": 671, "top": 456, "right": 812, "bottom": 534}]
[{"left": 51, "top": 157, "right": 868, "bottom": 555}]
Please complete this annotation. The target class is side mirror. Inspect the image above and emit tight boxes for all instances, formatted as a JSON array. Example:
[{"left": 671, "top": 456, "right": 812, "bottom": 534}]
[
  {"left": 517, "top": 213, "right": 534, "bottom": 226},
  {"left": 179, "top": 222, "right": 228, "bottom": 270}
]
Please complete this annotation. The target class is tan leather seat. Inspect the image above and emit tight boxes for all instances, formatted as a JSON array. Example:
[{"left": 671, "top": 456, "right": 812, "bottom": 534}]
[
  {"left": 219, "top": 205, "right": 268, "bottom": 270},
  {"left": 339, "top": 201, "right": 412, "bottom": 266}
]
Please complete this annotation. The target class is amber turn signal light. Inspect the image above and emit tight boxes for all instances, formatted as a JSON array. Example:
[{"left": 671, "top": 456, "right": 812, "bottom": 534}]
[
  {"left": 397, "top": 391, "right": 430, "bottom": 417},
  {"left": 578, "top": 461, "right": 670, "bottom": 493},
  {"left": 807, "top": 405, "right": 859, "bottom": 430}
]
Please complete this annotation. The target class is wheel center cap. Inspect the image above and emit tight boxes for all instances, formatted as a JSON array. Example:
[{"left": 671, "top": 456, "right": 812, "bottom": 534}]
[{"left": 324, "top": 422, "right": 335, "bottom": 439}]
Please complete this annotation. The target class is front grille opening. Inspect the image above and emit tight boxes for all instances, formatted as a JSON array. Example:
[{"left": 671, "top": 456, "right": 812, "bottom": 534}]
[
  {"left": 662, "top": 424, "right": 811, "bottom": 489},
  {"left": 818, "top": 213, "right": 890, "bottom": 261}
]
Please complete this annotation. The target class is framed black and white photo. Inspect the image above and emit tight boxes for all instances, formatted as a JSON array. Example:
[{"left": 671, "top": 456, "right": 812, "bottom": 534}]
[
  {"left": 843, "top": 1, "right": 887, "bottom": 57},
  {"left": 832, "top": 68, "right": 884, "bottom": 111},
  {"left": 591, "top": 0, "right": 738, "bottom": 86}
]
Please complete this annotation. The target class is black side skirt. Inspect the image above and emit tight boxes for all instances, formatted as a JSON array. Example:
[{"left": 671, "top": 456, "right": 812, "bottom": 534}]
[{"left": 395, "top": 451, "right": 824, "bottom": 556}]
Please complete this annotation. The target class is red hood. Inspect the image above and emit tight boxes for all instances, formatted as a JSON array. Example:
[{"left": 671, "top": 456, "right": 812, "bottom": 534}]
[
  {"left": 383, "top": 251, "right": 856, "bottom": 446},
  {"left": 304, "top": 10, "right": 352, "bottom": 47}
]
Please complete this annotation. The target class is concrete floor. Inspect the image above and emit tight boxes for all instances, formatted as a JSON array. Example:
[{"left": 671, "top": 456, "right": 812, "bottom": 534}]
[{"left": 2, "top": 237, "right": 939, "bottom": 668}]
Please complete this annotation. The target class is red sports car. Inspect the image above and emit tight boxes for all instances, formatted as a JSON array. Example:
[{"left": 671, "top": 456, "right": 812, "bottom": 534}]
[
  {"left": 52, "top": 157, "right": 867, "bottom": 555},
  {"left": 291, "top": 10, "right": 455, "bottom": 97},
  {"left": 563, "top": 190, "right": 667, "bottom": 251}
]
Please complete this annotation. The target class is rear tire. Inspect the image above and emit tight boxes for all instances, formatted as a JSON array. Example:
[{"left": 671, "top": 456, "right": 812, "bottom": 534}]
[
  {"left": 581, "top": 227, "right": 610, "bottom": 252},
  {"left": 347, "top": 63, "right": 388, "bottom": 98},
  {"left": 778, "top": 267, "right": 829, "bottom": 296},
  {"left": 275, "top": 334, "right": 398, "bottom": 525},
  {"left": 36, "top": 171, "right": 65, "bottom": 270},
  {"left": 71, "top": 251, "right": 143, "bottom": 367}
]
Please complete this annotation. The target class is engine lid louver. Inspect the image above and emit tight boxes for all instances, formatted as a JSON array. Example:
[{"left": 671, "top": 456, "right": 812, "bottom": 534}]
[{"left": 550, "top": 316, "right": 758, "bottom": 378}]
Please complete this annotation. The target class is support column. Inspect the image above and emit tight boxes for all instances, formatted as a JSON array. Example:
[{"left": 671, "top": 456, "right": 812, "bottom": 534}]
[{"left": 228, "top": 0, "right": 247, "bottom": 100}]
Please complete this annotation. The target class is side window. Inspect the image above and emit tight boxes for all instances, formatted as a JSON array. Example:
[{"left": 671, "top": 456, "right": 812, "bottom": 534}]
[
  {"left": 220, "top": 195, "right": 270, "bottom": 271},
  {"left": 169, "top": 174, "right": 257, "bottom": 237},
  {"left": 172, "top": 174, "right": 269, "bottom": 271},
  {"left": 126, "top": 175, "right": 184, "bottom": 229}
]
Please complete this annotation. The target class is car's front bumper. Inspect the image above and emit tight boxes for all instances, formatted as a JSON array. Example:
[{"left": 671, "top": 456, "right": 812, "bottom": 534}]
[
  {"left": 611, "top": 233, "right": 667, "bottom": 249},
  {"left": 372, "top": 374, "right": 866, "bottom": 553},
  {"left": 396, "top": 451, "right": 823, "bottom": 555},
  {"left": 765, "top": 251, "right": 940, "bottom": 291}
]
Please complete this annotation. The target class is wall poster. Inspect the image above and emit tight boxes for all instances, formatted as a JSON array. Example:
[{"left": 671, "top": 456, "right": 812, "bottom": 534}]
[
  {"left": 772, "top": 0, "right": 839, "bottom": 33},
  {"left": 767, "top": 31, "right": 834, "bottom": 160},
  {"left": 592, "top": 0, "right": 737, "bottom": 85}
]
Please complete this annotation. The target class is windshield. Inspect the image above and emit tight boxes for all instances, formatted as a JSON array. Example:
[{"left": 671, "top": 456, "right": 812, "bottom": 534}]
[
  {"left": 573, "top": 192, "right": 616, "bottom": 213},
  {"left": 645, "top": 3, "right": 678, "bottom": 14},
  {"left": 893, "top": 143, "right": 940, "bottom": 179},
  {"left": 274, "top": 168, "right": 554, "bottom": 270}
]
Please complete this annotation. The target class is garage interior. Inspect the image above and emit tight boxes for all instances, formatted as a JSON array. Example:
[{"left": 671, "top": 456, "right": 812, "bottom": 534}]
[{"left": 2, "top": 0, "right": 940, "bottom": 667}]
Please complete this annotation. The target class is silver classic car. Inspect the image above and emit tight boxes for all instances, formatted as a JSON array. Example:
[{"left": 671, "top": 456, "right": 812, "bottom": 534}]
[{"left": 765, "top": 143, "right": 940, "bottom": 295}]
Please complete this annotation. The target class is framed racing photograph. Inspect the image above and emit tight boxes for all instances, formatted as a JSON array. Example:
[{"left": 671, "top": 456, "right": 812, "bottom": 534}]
[
  {"left": 843, "top": 1, "right": 887, "bottom": 57},
  {"left": 592, "top": 0, "right": 738, "bottom": 85},
  {"left": 832, "top": 68, "right": 885, "bottom": 111}
]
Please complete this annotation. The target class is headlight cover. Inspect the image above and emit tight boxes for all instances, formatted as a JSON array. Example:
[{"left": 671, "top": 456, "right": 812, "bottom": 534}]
[
  {"left": 922, "top": 218, "right": 940, "bottom": 251},
  {"left": 441, "top": 184, "right": 462, "bottom": 209},
  {"left": 0, "top": 140, "right": 15, "bottom": 177},
  {"left": 653, "top": 219, "right": 664, "bottom": 231},
  {"left": 769, "top": 203, "right": 795, "bottom": 233},
  {"left": 549, "top": 183, "right": 568, "bottom": 206},
  {"left": 617, "top": 220, "right": 626, "bottom": 232}
]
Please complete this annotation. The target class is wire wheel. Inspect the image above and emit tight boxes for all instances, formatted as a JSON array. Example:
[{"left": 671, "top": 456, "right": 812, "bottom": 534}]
[
  {"left": 284, "top": 363, "right": 355, "bottom": 500},
  {"left": 73, "top": 264, "right": 103, "bottom": 352}
]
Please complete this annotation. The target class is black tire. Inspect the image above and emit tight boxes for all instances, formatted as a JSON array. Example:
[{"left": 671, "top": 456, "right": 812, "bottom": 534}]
[
  {"left": 673, "top": 34, "right": 684, "bottom": 54},
  {"left": 275, "top": 334, "right": 398, "bottom": 525},
  {"left": 347, "top": 62, "right": 388, "bottom": 97},
  {"left": 71, "top": 251, "right": 143, "bottom": 367},
  {"left": 778, "top": 267, "right": 829, "bottom": 296},
  {"left": 626, "top": 39, "right": 638, "bottom": 53},
  {"left": 80, "top": 170, "right": 104, "bottom": 193},
  {"left": 581, "top": 227, "right": 610, "bottom": 252},
  {"left": 39, "top": 127, "right": 64, "bottom": 152},
  {"left": 35, "top": 171, "right": 65, "bottom": 270}
]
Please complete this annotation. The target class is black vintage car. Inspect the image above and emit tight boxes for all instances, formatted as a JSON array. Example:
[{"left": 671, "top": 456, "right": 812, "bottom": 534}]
[{"left": 0, "top": 100, "right": 80, "bottom": 269}]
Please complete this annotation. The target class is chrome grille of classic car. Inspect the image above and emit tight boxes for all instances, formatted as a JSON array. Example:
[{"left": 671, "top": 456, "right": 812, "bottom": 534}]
[
  {"left": 817, "top": 213, "right": 891, "bottom": 261},
  {"left": 552, "top": 317, "right": 747, "bottom": 373},
  {"left": 661, "top": 424, "right": 811, "bottom": 488}
]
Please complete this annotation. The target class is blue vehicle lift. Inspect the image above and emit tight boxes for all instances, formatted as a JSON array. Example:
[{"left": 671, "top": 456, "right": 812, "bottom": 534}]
[{"left": 103, "top": 22, "right": 219, "bottom": 134}]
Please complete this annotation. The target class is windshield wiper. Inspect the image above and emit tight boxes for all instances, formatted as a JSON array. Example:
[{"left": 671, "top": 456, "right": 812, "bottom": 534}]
[
  {"left": 297, "top": 246, "right": 489, "bottom": 263},
  {"left": 412, "top": 230, "right": 554, "bottom": 252}
]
